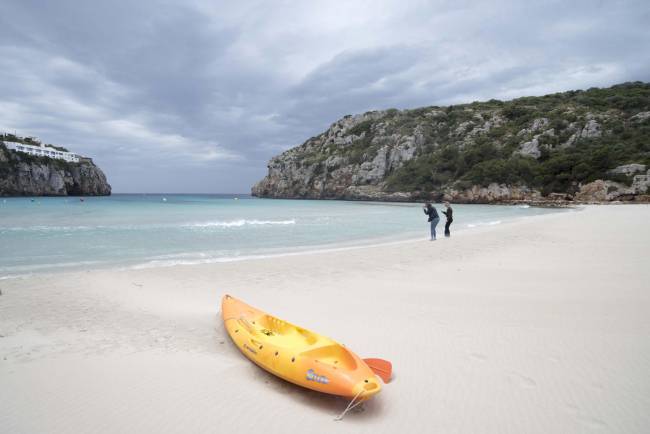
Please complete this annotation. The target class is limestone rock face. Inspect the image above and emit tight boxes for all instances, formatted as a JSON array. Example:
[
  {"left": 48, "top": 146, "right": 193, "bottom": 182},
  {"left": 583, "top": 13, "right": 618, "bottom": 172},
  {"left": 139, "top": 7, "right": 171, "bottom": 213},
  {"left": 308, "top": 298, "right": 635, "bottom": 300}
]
[
  {"left": 630, "top": 111, "right": 650, "bottom": 123},
  {"left": 575, "top": 172, "right": 650, "bottom": 202},
  {"left": 631, "top": 169, "right": 650, "bottom": 194},
  {"left": 442, "top": 183, "right": 541, "bottom": 203},
  {"left": 252, "top": 106, "right": 600, "bottom": 203},
  {"left": 517, "top": 118, "right": 549, "bottom": 136},
  {"left": 251, "top": 110, "right": 421, "bottom": 199},
  {"left": 252, "top": 84, "right": 650, "bottom": 204},
  {"left": 515, "top": 121, "right": 557, "bottom": 159},
  {"left": 517, "top": 137, "right": 541, "bottom": 158},
  {"left": 608, "top": 164, "right": 647, "bottom": 176},
  {"left": 575, "top": 180, "right": 610, "bottom": 202},
  {"left": 0, "top": 146, "right": 111, "bottom": 196},
  {"left": 580, "top": 118, "right": 601, "bottom": 139}
]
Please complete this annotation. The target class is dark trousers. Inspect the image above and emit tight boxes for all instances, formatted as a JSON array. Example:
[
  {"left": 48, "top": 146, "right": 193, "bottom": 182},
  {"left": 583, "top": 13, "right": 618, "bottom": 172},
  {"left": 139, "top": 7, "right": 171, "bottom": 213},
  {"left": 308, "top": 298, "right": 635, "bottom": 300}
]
[{"left": 444, "top": 219, "right": 452, "bottom": 237}]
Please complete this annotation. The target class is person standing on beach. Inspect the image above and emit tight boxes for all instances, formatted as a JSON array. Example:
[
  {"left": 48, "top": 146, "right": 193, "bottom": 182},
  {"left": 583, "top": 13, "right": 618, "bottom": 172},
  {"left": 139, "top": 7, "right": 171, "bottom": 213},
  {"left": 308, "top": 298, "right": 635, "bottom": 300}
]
[
  {"left": 423, "top": 202, "right": 440, "bottom": 240},
  {"left": 442, "top": 202, "right": 453, "bottom": 237}
]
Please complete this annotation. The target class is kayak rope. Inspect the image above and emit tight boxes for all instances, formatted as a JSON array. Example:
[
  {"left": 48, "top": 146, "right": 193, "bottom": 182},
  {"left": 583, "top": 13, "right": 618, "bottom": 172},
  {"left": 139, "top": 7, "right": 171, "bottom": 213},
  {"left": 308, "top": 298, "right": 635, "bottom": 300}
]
[{"left": 334, "top": 389, "right": 365, "bottom": 421}]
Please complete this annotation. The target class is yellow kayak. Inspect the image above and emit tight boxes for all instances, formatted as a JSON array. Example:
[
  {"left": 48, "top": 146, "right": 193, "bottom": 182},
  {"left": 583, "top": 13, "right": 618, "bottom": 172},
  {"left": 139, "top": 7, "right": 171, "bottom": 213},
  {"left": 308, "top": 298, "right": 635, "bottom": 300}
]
[{"left": 221, "top": 294, "right": 391, "bottom": 401}]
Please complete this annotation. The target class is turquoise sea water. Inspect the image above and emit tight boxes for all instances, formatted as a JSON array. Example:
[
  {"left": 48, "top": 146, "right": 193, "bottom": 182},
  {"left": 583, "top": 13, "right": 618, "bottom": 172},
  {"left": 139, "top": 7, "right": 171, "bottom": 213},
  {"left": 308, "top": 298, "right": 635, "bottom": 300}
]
[{"left": 0, "top": 194, "right": 566, "bottom": 277}]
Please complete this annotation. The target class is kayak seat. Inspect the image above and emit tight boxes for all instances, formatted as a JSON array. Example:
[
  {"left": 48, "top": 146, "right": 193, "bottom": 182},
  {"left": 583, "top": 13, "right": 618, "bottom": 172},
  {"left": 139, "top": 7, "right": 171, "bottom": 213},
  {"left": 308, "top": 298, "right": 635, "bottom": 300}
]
[
  {"left": 300, "top": 345, "right": 357, "bottom": 370},
  {"left": 256, "top": 315, "right": 320, "bottom": 347}
]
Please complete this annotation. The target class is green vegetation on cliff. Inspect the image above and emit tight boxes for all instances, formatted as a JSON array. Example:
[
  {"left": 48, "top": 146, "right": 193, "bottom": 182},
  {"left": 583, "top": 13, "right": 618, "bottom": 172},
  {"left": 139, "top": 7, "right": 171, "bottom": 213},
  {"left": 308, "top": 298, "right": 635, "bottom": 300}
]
[
  {"left": 0, "top": 133, "right": 69, "bottom": 152},
  {"left": 0, "top": 138, "right": 111, "bottom": 196},
  {"left": 384, "top": 83, "right": 650, "bottom": 194},
  {"left": 253, "top": 82, "right": 650, "bottom": 202},
  {"left": 0, "top": 142, "right": 78, "bottom": 177}
]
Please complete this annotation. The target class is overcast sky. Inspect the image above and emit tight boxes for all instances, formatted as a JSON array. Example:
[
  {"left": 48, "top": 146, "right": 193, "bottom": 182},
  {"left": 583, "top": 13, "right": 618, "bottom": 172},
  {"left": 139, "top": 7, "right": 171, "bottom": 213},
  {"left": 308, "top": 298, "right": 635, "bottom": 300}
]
[{"left": 1, "top": 0, "right": 648, "bottom": 193}]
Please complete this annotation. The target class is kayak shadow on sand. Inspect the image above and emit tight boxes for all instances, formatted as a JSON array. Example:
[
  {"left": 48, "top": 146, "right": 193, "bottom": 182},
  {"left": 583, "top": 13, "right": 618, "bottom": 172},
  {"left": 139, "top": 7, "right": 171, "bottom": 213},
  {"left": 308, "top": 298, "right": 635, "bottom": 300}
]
[
  {"left": 245, "top": 354, "right": 386, "bottom": 420},
  {"left": 213, "top": 310, "right": 387, "bottom": 420},
  {"left": 213, "top": 311, "right": 245, "bottom": 359}
]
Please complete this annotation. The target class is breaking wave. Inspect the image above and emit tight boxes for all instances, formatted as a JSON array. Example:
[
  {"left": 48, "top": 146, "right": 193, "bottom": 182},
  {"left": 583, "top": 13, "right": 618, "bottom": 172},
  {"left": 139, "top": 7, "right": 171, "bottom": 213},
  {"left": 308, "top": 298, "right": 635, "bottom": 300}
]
[
  {"left": 184, "top": 219, "right": 296, "bottom": 228},
  {"left": 466, "top": 220, "right": 502, "bottom": 228},
  {"left": 1, "top": 219, "right": 297, "bottom": 233}
]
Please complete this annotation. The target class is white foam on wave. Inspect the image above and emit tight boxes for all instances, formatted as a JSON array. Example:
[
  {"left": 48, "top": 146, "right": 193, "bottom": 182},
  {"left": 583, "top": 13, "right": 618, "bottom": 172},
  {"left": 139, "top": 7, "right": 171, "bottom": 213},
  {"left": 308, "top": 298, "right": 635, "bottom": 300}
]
[
  {"left": 466, "top": 220, "right": 502, "bottom": 228},
  {"left": 0, "top": 274, "right": 27, "bottom": 281},
  {"left": 1, "top": 225, "right": 96, "bottom": 232},
  {"left": 0, "top": 260, "right": 104, "bottom": 272},
  {"left": 131, "top": 249, "right": 350, "bottom": 270},
  {"left": 1, "top": 219, "right": 297, "bottom": 233},
  {"left": 131, "top": 256, "right": 265, "bottom": 269},
  {"left": 185, "top": 219, "right": 296, "bottom": 228},
  {"left": 148, "top": 252, "right": 213, "bottom": 260}
]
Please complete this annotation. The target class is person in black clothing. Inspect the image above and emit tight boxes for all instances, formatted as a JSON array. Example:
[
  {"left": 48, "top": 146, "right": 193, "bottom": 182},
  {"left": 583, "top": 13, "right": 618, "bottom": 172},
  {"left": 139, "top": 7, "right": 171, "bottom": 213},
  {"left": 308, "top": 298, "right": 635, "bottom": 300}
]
[
  {"left": 442, "top": 202, "right": 453, "bottom": 237},
  {"left": 423, "top": 202, "right": 440, "bottom": 240}
]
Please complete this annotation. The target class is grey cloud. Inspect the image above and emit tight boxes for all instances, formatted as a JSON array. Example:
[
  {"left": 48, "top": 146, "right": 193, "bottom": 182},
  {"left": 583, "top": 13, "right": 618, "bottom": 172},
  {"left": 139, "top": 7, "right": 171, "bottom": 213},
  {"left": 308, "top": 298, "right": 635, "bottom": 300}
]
[{"left": 0, "top": 0, "right": 649, "bottom": 193}]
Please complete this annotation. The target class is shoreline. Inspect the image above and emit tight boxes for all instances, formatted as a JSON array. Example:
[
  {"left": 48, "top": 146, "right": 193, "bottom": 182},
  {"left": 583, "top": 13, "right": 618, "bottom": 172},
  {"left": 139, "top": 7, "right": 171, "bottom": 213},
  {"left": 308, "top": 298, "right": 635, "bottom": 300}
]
[
  {"left": 251, "top": 192, "right": 649, "bottom": 206},
  {"left": 0, "top": 205, "right": 575, "bottom": 279},
  {"left": 1, "top": 189, "right": 643, "bottom": 205},
  {"left": 1, "top": 204, "right": 648, "bottom": 433}
]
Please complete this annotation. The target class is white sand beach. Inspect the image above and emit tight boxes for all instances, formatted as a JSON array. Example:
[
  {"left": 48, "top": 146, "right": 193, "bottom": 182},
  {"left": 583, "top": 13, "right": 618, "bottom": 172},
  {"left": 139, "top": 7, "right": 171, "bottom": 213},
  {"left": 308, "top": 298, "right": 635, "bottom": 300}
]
[{"left": 1, "top": 205, "right": 649, "bottom": 434}]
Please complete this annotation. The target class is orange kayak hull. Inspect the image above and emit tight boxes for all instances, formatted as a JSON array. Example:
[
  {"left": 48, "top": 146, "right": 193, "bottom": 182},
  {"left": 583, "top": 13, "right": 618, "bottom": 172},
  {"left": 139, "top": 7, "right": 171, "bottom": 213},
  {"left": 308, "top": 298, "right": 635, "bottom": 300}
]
[{"left": 221, "top": 294, "right": 381, "bottom": 399}]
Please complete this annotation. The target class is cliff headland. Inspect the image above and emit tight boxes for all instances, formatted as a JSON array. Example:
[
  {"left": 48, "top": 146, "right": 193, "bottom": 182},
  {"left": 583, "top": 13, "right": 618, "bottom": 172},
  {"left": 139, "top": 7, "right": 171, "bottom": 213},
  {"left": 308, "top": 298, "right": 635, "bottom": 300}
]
[
  {"left": 253, "top": 82, "right": 650, "bottom": 204},
  {"left": 0, "top": 135, "right": 111, "bottom": 196}
]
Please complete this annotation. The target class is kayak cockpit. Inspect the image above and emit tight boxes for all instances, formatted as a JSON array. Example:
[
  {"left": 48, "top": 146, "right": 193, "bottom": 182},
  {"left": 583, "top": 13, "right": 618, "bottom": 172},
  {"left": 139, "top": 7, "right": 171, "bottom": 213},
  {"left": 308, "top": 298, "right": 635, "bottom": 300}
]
[
  {"left": 300, "top": 344, "right": 357, "bottom": 370},
  {"left": 241, "top": 314, "right": 323, "bottom": 349}
]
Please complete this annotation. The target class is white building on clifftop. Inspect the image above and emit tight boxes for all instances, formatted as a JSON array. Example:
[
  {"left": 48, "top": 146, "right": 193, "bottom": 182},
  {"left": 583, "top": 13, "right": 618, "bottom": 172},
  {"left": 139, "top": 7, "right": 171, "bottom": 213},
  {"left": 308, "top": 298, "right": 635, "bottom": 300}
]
[{"left": 3, "top": 141, "right": 80, "bottom": 163}]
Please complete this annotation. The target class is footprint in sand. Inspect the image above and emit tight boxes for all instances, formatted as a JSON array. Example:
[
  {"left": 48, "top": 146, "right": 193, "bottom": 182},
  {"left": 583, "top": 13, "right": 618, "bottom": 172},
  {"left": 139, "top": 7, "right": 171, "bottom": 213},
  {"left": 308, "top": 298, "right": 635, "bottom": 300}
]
[
  {"left": 590, "top": 381, "right": 605, "bottom": 391},
  {"left": 469, "top": 352, "right": 488, "bottom": 361},
  {"left": 564, "top": 403, "right": 608, "bottom": 430},
  {"left": 580, "top": 417, "right": 608, "bottom": 430},
  {"left": 508, "top": 371, "right": 537, "bottom": 388}
]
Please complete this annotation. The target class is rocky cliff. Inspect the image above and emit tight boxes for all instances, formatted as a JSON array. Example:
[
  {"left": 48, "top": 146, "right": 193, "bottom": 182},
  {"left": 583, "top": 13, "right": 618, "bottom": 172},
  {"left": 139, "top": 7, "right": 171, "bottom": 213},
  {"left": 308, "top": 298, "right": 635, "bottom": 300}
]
[
  {"left": 253, "top": 82, "right": 650, "bottom": 203},
  {"left": 0, "top": 143, "right": 111, "bottom": 196}
]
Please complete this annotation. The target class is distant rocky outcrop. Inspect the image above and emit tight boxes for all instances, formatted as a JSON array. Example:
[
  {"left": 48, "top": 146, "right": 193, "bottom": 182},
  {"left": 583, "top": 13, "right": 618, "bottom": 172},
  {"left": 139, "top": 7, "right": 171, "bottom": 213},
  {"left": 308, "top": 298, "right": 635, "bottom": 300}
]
[
  {"left": 0, "top": 141, "right": 111, "bottom": 196},
  {"left": 253, "top": 82, "right": 650, "bottom": 203},
  {"left": 574, "top": 168, "right": 650, "bottom": 202}
]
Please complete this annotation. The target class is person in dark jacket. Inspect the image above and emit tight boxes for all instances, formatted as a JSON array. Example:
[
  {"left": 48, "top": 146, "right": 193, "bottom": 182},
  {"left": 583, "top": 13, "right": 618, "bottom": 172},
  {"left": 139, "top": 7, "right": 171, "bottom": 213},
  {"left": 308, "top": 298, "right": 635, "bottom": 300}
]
[
  {"left": 423, "top": 202, "right": 440, "bottom": 240},
  {"left": 442, "top": 202, "right": 453, "bottom": 237}
]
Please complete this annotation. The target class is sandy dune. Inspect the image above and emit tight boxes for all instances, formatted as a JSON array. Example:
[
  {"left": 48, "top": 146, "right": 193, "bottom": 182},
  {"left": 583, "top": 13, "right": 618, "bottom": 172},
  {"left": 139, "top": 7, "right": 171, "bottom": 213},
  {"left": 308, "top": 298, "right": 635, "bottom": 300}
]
[{"left": 1, "top": 205, "right": 649, "bottom": 433}]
